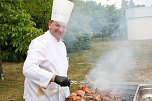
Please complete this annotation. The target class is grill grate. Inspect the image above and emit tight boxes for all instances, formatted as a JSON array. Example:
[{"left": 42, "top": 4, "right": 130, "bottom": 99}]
[
  {"left": 111, "top": 83, "right": 138, "bottom": 101},
  {"left": 80, "top": 82, "right": 140, "bottom": 101}
]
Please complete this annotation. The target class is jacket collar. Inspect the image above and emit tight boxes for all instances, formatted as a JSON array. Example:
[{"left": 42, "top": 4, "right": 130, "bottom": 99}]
[{"left": 45, "top": 30, "right": 61, "bottom": 42}]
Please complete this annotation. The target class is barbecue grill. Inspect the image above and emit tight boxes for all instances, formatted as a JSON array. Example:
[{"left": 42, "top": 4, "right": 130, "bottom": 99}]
[
  {"left": 108, "top": 82, "right": 152, "bottom": 101},
  {"left": 70, "top": 81, "right": 152, "bottom": 101},
  {"left": 111, "top": 82, "right": 139, "bottom": 101}
]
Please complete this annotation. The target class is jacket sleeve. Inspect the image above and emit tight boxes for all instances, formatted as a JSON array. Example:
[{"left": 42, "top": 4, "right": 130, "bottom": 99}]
[
  {"left": 62, "top": 87, "right": 70, "bottom": 98},
  {"left": 23, "top": 39, "right": 54, "bottom": 88}
]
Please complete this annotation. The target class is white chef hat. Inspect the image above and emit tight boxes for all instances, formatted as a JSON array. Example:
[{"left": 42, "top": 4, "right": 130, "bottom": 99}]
[{"left": 51, "top": 0, "right": 74, "bottom": 24}]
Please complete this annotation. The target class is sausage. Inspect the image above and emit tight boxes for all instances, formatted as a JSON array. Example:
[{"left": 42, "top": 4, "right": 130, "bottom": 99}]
[
  {"left": 68, "top": 93, "right": 77, "bottom": 101},
  {"left": 77, "top": 90, "right": 85, "bottom": 97},
  {"left": 85, "top": 89, "right": 95, "bottom": 96},
  {"left": 78, "top": 85, "right": 89, "bottom": 91},
  {"left": 83, "top": 95, "right": 93, "bottom": 100}
]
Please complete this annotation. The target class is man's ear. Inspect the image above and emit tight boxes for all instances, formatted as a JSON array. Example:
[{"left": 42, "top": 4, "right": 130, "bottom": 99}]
[{"left": 48, "top": 20, "right": 53, "bottom": 29}]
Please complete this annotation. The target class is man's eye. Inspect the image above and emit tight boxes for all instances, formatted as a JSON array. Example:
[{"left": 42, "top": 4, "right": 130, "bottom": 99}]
[
  {"left": 62, "top": 26, "right": 66, "bottom": 29},
  {"left": 56, "top": 24, "right": 60, "bottom": 27}
]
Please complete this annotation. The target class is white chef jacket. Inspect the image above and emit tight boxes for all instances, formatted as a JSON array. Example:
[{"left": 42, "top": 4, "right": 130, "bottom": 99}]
[{"left": 23, "top": 30, "right": 70, "bottom": 101}]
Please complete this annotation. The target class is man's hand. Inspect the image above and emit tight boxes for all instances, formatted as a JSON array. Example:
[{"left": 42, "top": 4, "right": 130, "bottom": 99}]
[
  {"left": 54, "top": 75, "right": 70, "bottom": 87},
  {"left": 65, "top": 97, "right": 70, "bottom": 101}
]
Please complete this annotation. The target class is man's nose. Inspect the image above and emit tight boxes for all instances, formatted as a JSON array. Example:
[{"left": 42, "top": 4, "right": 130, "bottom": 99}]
[{"left": 59, "top": 26, "right": 65, "bottom": 32}]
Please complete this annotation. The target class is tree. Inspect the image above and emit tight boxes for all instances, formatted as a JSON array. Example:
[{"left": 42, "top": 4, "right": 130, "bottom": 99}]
[
  {"left": 0, "top": 0, "right": 42, "bottom": 80},
  {"left": 119, "top": 0, "right": 128, "bottom": 38},
  {"left": 22, "top": 0, "right": 53, "bottom": 31},
  {"left": 128, "top": 0, "right": 135, "bottom": 8},
  {"left": 89, "top": 3, "right": 105, "bottom": 37},
  {"left": 68, "top": 0, "right": 93, "bottom": 33},
  {"left": 0, "top": 48, "right": 4, "bottom": 80},
  {"left": 102, "top": 5, "right": 121, "bottom": 38},
  {"left": 68, "top": 0, "right": 121, "bottom": 40}
]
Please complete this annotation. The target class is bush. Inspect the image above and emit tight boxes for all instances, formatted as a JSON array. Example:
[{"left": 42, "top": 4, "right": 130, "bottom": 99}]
[
  {"left": 64, "top": 32, "right": 91, "bottom": 53},
  {"left": 1, "top": 50, "right": 26, "bottom": 62}
]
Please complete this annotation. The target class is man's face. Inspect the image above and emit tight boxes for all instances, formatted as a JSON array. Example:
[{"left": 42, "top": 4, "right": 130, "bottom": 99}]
[{"left": 49, "top": 20, "right": 67, "bottom": 41}]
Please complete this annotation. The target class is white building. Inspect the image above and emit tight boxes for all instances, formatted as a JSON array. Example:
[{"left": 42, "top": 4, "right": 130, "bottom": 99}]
[{"left": 126, "top": 7, "right": 152, "bottom": 40}]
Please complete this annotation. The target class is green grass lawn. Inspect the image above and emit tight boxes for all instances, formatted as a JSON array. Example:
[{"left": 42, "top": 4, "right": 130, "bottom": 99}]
[
  {"left": 1, "top": 39, "right": 152, "bottom": 100},
  {"left": 0, "top": 63, "right": 24, "bottom": 101}
]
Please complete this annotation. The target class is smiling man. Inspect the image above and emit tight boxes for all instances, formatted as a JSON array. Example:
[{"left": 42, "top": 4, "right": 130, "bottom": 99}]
[
  {"left": 48, "top": 20, "right": 67, "bottom": 41},
  {"left": 23, "top": 0, "right": 74, "bottom": 101}
]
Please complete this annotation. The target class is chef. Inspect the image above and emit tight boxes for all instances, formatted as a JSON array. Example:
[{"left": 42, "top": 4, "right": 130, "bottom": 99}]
[{"left": 23, "top": 0, "right": 74, "bottom": 101}]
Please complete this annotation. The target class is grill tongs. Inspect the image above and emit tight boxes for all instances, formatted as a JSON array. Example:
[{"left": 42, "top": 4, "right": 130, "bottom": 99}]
[{"left": 70, "top": 80, "right": 89, "bottom": 85}]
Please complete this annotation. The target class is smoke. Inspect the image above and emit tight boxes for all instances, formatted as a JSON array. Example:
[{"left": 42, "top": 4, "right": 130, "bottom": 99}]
[
  {"left": 85, "top": 45, "right": 136, "bottom": 91},
  {"left": 68, "top": 0, "right": 113, "bottom": 35}
]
